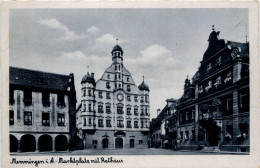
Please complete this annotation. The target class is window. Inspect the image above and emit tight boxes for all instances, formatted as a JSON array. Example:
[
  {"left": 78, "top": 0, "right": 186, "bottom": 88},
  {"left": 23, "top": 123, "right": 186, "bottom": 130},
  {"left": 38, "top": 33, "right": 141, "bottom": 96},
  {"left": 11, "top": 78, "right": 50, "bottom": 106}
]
[
  {"left": 106, "top": 82, "right": 110, "bottom": 89},
  {"left": 106, "top": 120, "right": 111, "bottom": 127},
  {"left": 145, "top": 96, "right": 148, "bottom": 103},
  {"left": 115, "top": 65, "right": 117, "bottom": 70},
  {"left": 23, "top": 89, "right": 32, "bottom": 106},
  {"left": 89, "top": 118, "right": 92, "bottom": 125},
  {"left": 88, "top": 104, "right": 92, "bottom": 111},
  {"left": 42, "top": 112, "right": 50, "bottom": 126},
  {"left": 127, "top": 108, "right": 131, "bottom": 115},
  {"left": 141, "top": 97, "right": 144, "bottom": 103},
  {"left": 117, "top": 120, "right": 124, "bottom": 127},
  {"left": 98, "top": 119, "right": 104, "bottom": 127},
  {"left": 83, "top": 118, "right": 86, "bottom": 126},
  {"left": 226, "top": 125, "right": 232, "bottom": 134},
  {"left": 92, "top": 140, "right": 97, "bottom": 145},
  {"left": 141, "top": 121, "right": 144, "bottom": 128},
  {"left": 106, "top": 105, "right": 111, "bottom": 113},
  {"left": 9, "top": 88, "right": 15, "bottom": 105},
  {"left": 98, "top": 91, "right": 102, "bottom": 98},
  {"left": 134, "top": 108, "right": 138, "bottom": 115},
  {"left": 117, "top": 106, "right": 123, "bottom": 114},
  {"left": 239, "top": 123, "right": 248, "bottom": 135},
  {"left": 226, "top": 98, "right": 233, "bottom": 114},
  {"left": 127, "top": 95, "right": 131, "bottom": 101},
  {"left": 127, "top": 121, "right": 131, "bottom": 128},
  {"left": 83, "top": 103, "right": 86, "bottom": 112},
  {"left": 42, "top": 92, "right": 50, "bottom": 107},
  {"left": 139, "top": 140, "right": 143, "bottom": 144},
  {"left": 192, "top": 110, "right": 195, "bottom": 119},
  {"left": 134, "top": 96, "right": 138, "bottom": 102},
  {"left": 83, "top": 89, "right": 86, "bottom": 97},
  {"left": 119, "top": 74, "right": 121, "bottom": 80},
  {"left": 57, "top": 113, "right": 65, "bottom": 126},
  {"left": 127, "top": 77, "right": 129, "bottom": 81},
  {"left": 9, "top": 110, "right": 14, "bottom": 125},
  {"left": 141, "top": 108, "right": 144, "bottom": 115},
  {"left": 118, "top": 65, "right": 120, "bottom": 71},
  {"left": 24, "top": 111, "right": 32, "bottom": 125},
  {"left": 127, "top": 85, "right": 131, "bottom": 92},
  {"left": 119, "top": 84, "right": 121, "bottom": 88},
  {"left": 106, "top": 92, "right": 111, "bottom": 99},
  {"left": 57, "top": 93, "right": 65, "bottom": 107},
  {"left": 240, "top": 93, "right": 249, "bottom": 112},
  {"left": 115, "top": 83, "right": 117, "bottom": 89},
  {"left": 98, "top": 105, "right": 103, "bottom": 113},
  {"left": 186, "top": 112, "right": 188, "bottom": 121},
  {"left": 88, "top": 90, "right": 92, "bottom": 96},
  {"left": 180, "top": 113, "right": 182, "bottom": 122},
  {"left": 107, "top": 74, "right": 110, "bottom": 79},
  {"left": 134, "top": 121, "right": 138, "bottom": 128}
]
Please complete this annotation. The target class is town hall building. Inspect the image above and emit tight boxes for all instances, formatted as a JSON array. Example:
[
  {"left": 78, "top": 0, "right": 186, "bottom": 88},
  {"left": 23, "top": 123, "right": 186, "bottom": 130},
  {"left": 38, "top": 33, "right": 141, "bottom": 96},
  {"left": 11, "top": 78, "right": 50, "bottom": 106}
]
[{"left": 76, "top": 44, "right": 150, "bottom": 149}]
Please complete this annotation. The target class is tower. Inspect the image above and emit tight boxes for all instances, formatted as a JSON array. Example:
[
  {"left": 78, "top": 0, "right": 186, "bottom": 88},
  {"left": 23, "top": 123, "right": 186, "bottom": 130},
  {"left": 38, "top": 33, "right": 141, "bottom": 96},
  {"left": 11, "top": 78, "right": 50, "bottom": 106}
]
[{"left": 111, "top": 44, "right": 124, "bottom": 90}]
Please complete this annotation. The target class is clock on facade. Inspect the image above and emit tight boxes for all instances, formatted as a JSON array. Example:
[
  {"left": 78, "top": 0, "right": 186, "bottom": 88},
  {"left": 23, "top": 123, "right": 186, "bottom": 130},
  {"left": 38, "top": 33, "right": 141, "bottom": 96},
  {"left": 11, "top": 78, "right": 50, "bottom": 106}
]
[{"left": 117, "top": 94, "right": 123, "bottom": 101}]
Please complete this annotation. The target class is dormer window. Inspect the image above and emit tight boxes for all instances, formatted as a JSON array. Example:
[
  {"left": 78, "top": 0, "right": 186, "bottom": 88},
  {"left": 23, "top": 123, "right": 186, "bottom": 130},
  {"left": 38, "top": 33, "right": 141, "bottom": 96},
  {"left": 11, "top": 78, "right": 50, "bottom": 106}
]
[
  {"left": 127, "top": 77, "right": 129, "bottom": 82},
  {"left": 107, "top": 74, "right": 110, "bottom": 79}
]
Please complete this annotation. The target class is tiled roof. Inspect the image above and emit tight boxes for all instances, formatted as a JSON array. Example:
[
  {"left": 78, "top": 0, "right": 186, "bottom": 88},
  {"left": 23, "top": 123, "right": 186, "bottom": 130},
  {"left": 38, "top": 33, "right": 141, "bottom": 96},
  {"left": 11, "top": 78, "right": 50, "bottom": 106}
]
[{"left": 10, "top": 66, "right": 71, "bottom": 91}]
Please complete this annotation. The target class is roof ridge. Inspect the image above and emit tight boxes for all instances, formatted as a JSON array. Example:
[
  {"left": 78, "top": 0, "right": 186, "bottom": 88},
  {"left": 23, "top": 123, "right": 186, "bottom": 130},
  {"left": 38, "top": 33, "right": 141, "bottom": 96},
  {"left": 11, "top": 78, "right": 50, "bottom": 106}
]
[{"left": 10, "top": 66, "right": 70, "bottom": 77}]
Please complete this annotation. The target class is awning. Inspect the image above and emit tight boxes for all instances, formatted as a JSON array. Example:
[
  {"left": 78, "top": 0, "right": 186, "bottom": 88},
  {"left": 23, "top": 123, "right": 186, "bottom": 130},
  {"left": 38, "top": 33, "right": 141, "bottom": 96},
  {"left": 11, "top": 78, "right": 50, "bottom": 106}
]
[{"left": 163, "top": 140, "right": 169, "bottom": 144}]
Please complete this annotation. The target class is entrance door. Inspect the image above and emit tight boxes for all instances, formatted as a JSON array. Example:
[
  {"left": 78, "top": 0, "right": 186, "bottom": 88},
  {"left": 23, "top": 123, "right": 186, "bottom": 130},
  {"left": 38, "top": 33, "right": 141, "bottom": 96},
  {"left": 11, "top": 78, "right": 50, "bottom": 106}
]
[
  {"left": 115, "top": 138, "right": 123, "bottom": 149},
  {"left": 102, "top": 139, "right": 108, "bottom": 149},
  {"left": 208, "top": 122, "right": 220, "bottom": 146},
  {"left": 130, "top": 139, "right": 135, "bottom": 148}
]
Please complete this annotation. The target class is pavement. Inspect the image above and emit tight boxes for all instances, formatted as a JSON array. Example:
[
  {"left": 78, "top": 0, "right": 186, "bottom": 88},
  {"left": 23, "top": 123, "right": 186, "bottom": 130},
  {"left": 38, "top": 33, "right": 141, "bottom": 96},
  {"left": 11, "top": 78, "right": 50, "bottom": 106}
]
[{"left": 10, "top": 148, "right": 249, "bottom": 156}]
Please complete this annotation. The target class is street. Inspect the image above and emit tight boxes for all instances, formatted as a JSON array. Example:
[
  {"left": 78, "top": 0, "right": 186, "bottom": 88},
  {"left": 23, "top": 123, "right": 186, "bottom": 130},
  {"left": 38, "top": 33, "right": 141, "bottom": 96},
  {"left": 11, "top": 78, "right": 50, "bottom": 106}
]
[{"left": 11, "top": 148, "right": 248, "bottom": 156}]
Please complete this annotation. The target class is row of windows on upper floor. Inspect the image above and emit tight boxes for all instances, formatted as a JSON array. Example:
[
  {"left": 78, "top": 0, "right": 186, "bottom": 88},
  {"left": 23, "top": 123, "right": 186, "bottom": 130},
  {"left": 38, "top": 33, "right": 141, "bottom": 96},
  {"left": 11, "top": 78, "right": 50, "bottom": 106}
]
[
  {"left": 9, "top": 110, "right": 66, "bottom": 127},
  {"left": 81, "top": 104, "right": 150, "bottom": 116},
  {"left": 82, "top": 90, "right": 149, "bottom": 102},
  {"left": 9, "top": 89, "right": 66, "bottom": 108},
  {"left": 81, "top": 118, "right": 149, "bottom": 129},
  {"left": 106, "top": 73, "right": 130, "bottom": 81}
]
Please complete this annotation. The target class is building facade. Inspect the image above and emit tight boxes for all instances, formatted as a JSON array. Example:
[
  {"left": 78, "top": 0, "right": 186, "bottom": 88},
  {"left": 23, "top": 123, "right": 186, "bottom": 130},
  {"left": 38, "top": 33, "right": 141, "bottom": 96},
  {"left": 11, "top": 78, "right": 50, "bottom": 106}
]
[
  {"left": 76, "top": 44, "right": 150, "bottom": 149},
  {"left": 175, "top": 26, "right": 249, "bottom": 152},
  {"left": 9, "top": 67, "right": 77, "bottom": 152},
  {"left": 150, "top": 99, "right": 177, "bottom": 148}
]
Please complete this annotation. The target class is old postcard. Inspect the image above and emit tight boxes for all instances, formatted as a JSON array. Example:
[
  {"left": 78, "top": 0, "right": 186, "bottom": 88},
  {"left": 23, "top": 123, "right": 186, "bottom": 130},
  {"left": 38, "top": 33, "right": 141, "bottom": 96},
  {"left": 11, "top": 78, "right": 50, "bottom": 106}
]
[{"left": 1, "top": 1, "right": 259, "bottom": 168}]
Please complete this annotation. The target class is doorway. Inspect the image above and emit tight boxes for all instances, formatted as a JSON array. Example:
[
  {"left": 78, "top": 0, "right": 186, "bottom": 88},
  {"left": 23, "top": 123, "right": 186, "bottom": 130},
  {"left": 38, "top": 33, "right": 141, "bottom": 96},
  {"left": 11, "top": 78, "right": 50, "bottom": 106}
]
[
  {"left": 102, "top": 139, "right": 108, "bottom": 149},
  {"left": 115, "top": 138, "right": 123, "bottom": 149},
  {"left": 130, "top": 139, "right": 135, "bottom": 148}
]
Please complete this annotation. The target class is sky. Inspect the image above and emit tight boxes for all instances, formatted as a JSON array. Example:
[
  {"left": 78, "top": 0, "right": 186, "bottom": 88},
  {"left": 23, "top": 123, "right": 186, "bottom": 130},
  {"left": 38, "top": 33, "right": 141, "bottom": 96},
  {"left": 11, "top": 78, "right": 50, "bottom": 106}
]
[{"left": 9, "top": 8, "right": 248, "bottom": 119}]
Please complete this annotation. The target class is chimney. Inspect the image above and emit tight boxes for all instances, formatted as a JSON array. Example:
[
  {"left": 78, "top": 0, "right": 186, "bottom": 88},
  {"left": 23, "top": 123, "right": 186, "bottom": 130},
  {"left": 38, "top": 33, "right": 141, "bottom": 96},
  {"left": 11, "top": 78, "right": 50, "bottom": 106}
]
[
  {"left": 91, "top": 73, "right": 95, "bottom": 78},
  {"left": 157, "top": 109, "right": 160, "bottom": 116}
]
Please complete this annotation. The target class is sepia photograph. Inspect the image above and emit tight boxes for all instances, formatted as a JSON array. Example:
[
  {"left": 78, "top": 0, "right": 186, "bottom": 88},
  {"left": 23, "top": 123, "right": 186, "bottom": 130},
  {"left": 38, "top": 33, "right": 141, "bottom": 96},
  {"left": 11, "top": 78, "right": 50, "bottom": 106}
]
[{"left": 1, "top": 1, "right": 259, "bottom": 168}]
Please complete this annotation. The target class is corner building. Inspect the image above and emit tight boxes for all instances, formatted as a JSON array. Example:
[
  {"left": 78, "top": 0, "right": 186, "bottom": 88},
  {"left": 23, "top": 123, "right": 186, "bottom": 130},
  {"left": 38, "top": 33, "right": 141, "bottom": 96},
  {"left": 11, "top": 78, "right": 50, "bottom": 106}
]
[{"left": 76, "top": 44, "right": 150, "bottom": 149}]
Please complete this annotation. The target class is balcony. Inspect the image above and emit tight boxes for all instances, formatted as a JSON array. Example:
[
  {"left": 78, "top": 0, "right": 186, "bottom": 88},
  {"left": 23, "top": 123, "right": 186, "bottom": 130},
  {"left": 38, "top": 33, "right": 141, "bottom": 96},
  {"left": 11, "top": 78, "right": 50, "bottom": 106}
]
[{"left": 201, "top": 111, "right": 222, "bottom": 120}]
